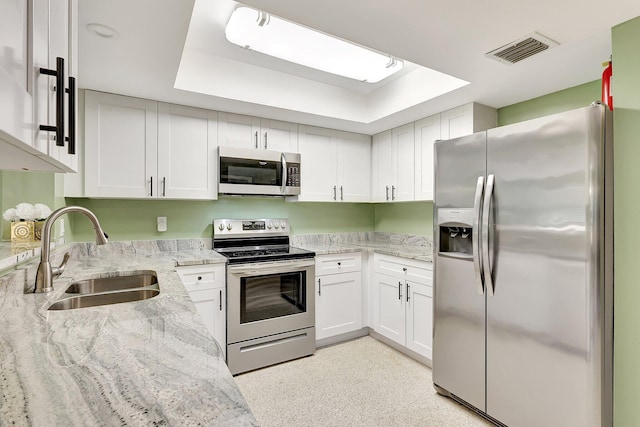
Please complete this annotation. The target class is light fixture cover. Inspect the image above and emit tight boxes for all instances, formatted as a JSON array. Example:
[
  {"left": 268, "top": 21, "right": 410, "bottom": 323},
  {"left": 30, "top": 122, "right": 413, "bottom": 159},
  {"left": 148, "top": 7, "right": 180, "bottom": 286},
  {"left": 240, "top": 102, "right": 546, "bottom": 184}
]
[{"left": 225, "top": 6, "right": 403, "bottom": 83}]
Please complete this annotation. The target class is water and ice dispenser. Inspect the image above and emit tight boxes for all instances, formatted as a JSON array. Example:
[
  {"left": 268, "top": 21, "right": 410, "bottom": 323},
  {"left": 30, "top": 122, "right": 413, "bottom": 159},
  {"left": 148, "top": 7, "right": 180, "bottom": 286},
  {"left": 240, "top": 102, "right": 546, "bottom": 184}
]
[{"left": 437, "top": 208, "right": 474, "bottom": 258}]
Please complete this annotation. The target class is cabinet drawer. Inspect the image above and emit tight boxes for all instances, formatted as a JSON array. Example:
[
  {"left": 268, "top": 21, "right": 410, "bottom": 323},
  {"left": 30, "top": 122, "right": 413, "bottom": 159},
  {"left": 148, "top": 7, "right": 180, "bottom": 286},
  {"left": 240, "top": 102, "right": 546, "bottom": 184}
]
[
  {"left": 315, "top": 253, "right": 362, "bottom": 275},
  {"left": 374, "top": 253, "right": 432, "bottom": 283},
  {"left": 176, "top": 264, "right": 225, "bottom": 292}
]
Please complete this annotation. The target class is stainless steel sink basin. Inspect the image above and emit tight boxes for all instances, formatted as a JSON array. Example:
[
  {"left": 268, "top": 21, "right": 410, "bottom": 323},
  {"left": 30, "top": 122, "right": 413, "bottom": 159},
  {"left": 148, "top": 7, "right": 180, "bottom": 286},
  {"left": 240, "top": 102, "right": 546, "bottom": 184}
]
[
  {"left": 48, "top": 271, "right": 160, "bottom": 311},
  {"left": 48, "top": 288, "right": 160, "bottom": 311},
  {"left": 64, "top": 271, "right": 158, "bottom": 294}
]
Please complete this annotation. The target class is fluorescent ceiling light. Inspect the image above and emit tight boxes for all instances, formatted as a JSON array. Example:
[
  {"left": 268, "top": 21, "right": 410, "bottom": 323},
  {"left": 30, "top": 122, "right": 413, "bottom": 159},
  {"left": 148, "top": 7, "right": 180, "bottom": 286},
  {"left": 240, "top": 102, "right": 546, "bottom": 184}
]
[{"left": 225, "top": 6, "right": 403, "bottom": 83}]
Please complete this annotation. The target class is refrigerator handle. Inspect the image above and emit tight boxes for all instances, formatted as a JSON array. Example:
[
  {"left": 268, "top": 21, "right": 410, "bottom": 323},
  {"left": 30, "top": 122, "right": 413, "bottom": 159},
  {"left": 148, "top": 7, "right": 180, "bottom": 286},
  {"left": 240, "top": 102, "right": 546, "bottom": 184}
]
[
  {"left": 472, "top": 176, "right": 485, "bottom": 295},
  {"left": 482, "top": 174, "right": 495, "bottom": 296}
]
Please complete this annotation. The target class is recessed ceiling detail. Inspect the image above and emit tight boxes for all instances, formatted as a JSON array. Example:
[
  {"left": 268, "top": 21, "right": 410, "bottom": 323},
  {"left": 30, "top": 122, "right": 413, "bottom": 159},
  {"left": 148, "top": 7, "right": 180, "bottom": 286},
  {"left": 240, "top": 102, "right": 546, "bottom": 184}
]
[{"left": 485, "top": 32, "right": 559, "bottom": 65}]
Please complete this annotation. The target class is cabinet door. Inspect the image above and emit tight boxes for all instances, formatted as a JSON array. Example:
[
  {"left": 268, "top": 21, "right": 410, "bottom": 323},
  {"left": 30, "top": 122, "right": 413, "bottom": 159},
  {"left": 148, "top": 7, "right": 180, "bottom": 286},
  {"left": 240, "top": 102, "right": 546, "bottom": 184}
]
[
  {"left": 372, "top": 273, "right": 405, "bottom": 345},
  {"left": 371, "top": 130, "right": 393, "bottom": 202},
  {"left": 85, "top": 91, "right": 157, "bottom": 197},
  {"left": 316, "top": 272, "right": 362, "bottom": 340},
  {"left": 217, "top": 112, "right": 260, "bottom": 149},
  {"left": 440, "top": 104, "right": 473, "bottom": 140},
  {"left": 414, "top": 114, "right": 440, "bottom": 201},
  {"left": 405, "top": 280, "right": 433, "bottom": 359},
  {"left": 189, "top": 288, "right": 226, "bottom": 359},
  {"left": 45, "top": 0, "right": 76, "bottom": 171},
  {"left": 0, "top": 0, "right": 33, "bottom": 148},
  {"left": 337, "top": 131, "right": 371, "bottom": 202},
  {"left": 298, "top": 125, "right": 337, "bottom": 201},
  {"left": 392, "top": 122, "right": 415, "bottom": 201},
  {"left": 261, "top": 119, "right": 298, "bottom": 152},
  {"left": 157, "top": 103, "right": 217, "bottom": 199}
]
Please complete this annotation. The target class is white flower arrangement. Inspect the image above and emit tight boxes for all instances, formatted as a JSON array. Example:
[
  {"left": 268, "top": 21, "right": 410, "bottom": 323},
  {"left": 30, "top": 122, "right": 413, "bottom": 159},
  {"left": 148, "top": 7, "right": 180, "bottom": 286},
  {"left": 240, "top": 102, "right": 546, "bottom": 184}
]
[{"left": 2, "top": 203, "right": 52, "bottom": 222}]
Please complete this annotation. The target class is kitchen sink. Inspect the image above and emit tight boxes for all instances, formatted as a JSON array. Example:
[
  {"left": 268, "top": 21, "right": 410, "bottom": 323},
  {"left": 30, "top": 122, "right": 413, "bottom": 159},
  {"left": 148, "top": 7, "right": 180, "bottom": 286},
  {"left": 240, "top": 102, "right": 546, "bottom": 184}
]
[
  {"left": 64, "top": 271, "right": 158, "bottom": 294},
  {"left": 48, "top": 271, "right": 160, "bottom": 311},
  {"left": 48, "top": 288, "right": 160, "bottom": 311}
]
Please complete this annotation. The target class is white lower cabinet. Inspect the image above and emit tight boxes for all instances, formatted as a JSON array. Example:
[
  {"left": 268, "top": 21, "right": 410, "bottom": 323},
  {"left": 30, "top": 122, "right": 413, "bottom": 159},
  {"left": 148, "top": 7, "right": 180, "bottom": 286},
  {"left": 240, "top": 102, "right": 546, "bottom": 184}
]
[
  {"left": 315, "top": 253, "right": 363, "bottom": 340},
  {"left": 176, "top": 264, "right": 226, "bottom": 358},
  {"left": 372, "top": 253, "right": 433, "bottom": 360}
]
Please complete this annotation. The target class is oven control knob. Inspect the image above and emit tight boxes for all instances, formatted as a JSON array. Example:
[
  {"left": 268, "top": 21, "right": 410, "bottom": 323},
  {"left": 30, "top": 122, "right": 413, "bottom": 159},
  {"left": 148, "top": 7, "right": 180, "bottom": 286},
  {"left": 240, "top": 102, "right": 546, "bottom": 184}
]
[
  {"left": 267, "top": 222, "right": 273, "bottom": 229},
  {"left": 274, "top": 223, "right": 280, "bottom": 229},
  {"left": 218, "top": 223, "right": 224, "bottom": 231},
  {"left": 280, "top": 221, "right": 287, "bottom": 229},
  {"left": 226, "top": 223, "right": 233, "bottom": 231}
]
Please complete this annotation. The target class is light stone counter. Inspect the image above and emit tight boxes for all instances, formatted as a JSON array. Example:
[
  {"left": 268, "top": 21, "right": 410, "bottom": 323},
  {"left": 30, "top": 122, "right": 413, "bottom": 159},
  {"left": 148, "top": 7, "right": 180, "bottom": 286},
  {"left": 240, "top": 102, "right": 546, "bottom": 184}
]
[
  {"left": 0, "top": 239, "right": 256, "bottom": 426},
  {"left": 291, "top": 232, "right": 433, "bottom": 263}
]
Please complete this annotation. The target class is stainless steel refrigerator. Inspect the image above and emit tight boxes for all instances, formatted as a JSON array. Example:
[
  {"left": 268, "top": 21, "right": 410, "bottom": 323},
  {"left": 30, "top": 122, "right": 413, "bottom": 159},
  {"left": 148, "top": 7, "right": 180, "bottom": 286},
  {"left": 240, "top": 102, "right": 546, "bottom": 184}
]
[{"left": 432, "top": 103, "right": 613, "bottom": 427}]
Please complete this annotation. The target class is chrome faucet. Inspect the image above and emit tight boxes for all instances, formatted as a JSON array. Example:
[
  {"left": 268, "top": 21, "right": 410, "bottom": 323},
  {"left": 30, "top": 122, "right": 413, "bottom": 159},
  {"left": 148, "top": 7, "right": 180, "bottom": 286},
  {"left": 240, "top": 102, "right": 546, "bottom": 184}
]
[{"left": 34, "top": 206, "right": 108, "bottom": 293}]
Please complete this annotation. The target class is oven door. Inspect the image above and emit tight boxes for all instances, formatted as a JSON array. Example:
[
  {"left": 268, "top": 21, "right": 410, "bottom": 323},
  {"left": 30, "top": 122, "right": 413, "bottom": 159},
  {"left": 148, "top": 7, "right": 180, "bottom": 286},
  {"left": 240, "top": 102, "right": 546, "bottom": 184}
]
[{"left": 227, "top": 258, "right": 315, "bottom": 344}]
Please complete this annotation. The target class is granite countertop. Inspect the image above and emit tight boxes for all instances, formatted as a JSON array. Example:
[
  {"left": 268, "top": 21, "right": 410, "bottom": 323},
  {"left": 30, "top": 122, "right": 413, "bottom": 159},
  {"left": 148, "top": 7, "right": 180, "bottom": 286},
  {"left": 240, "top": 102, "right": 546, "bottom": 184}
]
[
  {"left": 0, "top": 240, "right": 256, "bottom": 426},
  {"left": 291, "top": 233, "right": 433, "bottom": 263}
]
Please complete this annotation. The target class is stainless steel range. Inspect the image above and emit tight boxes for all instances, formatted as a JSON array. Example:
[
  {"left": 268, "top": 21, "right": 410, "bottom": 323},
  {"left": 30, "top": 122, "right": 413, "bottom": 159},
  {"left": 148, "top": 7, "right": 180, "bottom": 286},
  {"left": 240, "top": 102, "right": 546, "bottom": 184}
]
[{"left": 213, "top": 218, "right": 316, "bottom": 375}]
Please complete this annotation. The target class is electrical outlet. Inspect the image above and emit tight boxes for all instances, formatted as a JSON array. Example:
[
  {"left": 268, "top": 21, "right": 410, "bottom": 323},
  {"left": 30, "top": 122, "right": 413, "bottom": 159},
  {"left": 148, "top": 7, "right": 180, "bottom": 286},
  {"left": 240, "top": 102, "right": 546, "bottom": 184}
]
[{"left": 157, "top": 216, "right": 167, "bottom": 232}]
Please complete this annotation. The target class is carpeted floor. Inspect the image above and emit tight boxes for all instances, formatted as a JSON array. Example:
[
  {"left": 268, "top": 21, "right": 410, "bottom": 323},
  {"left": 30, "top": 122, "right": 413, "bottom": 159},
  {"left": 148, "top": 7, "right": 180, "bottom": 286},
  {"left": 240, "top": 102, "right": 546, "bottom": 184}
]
[{"left": 234, "top": 336, "right": 493, "bottom": 426}]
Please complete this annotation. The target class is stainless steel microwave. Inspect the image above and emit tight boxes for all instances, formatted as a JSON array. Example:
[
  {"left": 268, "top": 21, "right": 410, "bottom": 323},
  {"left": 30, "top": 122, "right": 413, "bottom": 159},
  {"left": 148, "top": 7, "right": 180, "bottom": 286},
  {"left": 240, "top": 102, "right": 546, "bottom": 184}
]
[{"left": 218, "top": 146, "right": 301, "bottom": 196}]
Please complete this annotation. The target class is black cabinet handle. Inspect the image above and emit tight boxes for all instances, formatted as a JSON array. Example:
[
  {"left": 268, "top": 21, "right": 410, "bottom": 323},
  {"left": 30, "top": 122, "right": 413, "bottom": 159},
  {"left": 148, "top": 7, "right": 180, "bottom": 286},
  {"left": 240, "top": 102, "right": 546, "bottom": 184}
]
[
  {"left": 197, "top": 276, "right": 202, "bottom": 281},
  {"left": 254, "top": 131, "right": 258, "bottom": 149},
  {"left": 402, "top": 267, "right": 407, "bottom": 272},
  {"left": 406, "top": 283, "right": 410, "bottom": 302},
  {"left": 39, "top": 57, "right": 65, "bottom": 147},
  {"left": 150, "top": 176, "right": 153, "bottom": 197},
  {"left": 264, "top": 132, "right": 268, "bottom": 149},
  {"left": 337, "top": 262, "right": 341, "bottom": 266},
  {"left": 65, "top": 76, "right": 76, "bottom": 154},
  {"left": 318, "top": 278, "right": 321, "bottom": 296},
  {"left": 219, "top": 289, "right": 223, "bottom": 311},
  {"left": 162, "top": 177, "right": 166, "bottom": 197},
  {"left": 398, "top": 282, "right": 402, "bottom": 300}
]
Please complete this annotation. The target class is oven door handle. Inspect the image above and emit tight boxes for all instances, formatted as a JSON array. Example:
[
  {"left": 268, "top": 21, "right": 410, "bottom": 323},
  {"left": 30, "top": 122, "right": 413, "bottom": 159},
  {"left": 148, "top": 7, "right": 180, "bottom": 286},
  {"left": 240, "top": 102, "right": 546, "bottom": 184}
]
[{"left": 228, "top": 259, "right": 315, "bottom": 277}]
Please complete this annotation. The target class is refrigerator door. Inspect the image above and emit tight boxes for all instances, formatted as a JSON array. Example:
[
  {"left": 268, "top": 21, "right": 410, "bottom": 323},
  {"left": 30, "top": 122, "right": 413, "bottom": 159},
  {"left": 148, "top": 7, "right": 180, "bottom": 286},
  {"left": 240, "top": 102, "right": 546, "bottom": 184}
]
[
  {"left": 485, "top": 105, "right": 610, "bottom": 426},
  {"left": 433, "top": 132, "right": 487, "bottom": 411}
]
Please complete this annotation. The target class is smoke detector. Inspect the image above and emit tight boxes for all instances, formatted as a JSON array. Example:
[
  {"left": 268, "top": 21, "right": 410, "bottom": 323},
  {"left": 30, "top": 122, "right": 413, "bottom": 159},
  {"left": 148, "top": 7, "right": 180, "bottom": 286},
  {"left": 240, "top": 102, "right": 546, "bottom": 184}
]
[{"left": 485, "top": 32, "right": 559, "bottom": 65}]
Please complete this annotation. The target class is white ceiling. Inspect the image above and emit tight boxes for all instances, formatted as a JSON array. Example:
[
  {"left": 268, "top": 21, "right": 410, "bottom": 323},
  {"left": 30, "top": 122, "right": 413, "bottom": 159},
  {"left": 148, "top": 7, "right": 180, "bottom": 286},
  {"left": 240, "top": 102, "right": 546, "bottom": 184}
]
[{"left": 78, "top": 0, "right": 640, "bottom": 135}]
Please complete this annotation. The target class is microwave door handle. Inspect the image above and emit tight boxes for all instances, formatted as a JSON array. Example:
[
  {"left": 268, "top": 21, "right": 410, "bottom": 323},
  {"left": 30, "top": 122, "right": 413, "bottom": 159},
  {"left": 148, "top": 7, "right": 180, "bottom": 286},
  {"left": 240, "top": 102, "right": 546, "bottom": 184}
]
[{"left": 281, "top": 152, "right": 288, "bottom": 195}]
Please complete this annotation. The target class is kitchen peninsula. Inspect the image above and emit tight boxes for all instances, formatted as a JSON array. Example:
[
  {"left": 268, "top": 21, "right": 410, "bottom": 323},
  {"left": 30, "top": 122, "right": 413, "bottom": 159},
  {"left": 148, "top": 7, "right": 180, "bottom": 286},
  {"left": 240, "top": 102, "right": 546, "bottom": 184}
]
[{"left": 0, "top": 240, "right": 256, "bottom": 426}]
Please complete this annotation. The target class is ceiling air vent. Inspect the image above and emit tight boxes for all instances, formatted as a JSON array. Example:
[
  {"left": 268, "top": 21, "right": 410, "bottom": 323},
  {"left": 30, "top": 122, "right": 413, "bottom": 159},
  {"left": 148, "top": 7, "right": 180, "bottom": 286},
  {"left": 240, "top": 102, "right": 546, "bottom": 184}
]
[{"left": 486, "top": 32, "right": 559, "bottom": 65}]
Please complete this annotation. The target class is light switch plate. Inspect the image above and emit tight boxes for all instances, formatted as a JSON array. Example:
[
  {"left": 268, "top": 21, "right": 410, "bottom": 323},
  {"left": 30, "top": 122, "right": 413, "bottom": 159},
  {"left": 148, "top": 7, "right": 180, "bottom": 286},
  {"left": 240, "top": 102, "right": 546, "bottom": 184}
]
[{"left": 157, "top": 216, "right": 167, "bottom": 232}]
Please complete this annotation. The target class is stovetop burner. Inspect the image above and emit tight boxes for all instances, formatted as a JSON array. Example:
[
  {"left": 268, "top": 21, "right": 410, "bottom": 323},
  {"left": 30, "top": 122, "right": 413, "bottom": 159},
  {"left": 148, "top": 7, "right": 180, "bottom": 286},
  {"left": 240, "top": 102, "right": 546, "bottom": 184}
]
[{"left": 213, "top": 218, "right": 315, "bottom": 264}]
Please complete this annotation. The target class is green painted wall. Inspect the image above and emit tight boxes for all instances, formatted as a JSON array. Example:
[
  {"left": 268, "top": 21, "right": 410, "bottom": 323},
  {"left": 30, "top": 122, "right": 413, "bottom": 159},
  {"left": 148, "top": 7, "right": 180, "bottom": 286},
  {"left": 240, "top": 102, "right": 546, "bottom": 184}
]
[
  {"left": 0, "top": 171, "right": 60, "bottom": 240},
  {"left": 374, "top": 202, "right": 433, "bottom": 236},
  {"left": 612, "top": 16, "right": 640, "bottom": 427},
  {"left": 498, "top": 80, "right": 600, "bottom": 126},
  {"left": 66, "top": 197, "right": 375, "bottom": 242}
]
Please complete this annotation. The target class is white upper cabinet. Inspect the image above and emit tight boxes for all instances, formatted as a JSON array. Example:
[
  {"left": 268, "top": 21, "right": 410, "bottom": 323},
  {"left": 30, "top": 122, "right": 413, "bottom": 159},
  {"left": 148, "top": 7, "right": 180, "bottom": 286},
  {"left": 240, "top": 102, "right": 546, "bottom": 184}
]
[
  {"left": 337, "top": 131, "right": 371, "bottom": 202},
  {"left": 0, "top": 0, "right": 33, "bottom": 149},
  {"left": 85, "top": 91, "right": 158, "bottom": 198},
  {"left": 157, "top": 103, "right": 217, "bottom": 199},
  {"left": 441, "top": 103, "right": 497, "bottom": 140},
  {"left": 374, "top": 103, "right": 496, "bottom": 202},
  {"left": 372, "top": 123, "right": 415, "bottom": 202},
  {"left": 414, "top": 114, "right": 441, "bottom": 201},
  {"left": 33, "top": 0, "right": 77, "bottom": 172},
  {"left": 298, "top": 125, "right": 370, "bottom": 202},
  {"left": 83, "top": 91, "right": 217, "bottom": 200},
  {"left": 0, "top": 0, "right": 77, "bottom": 172},
  {"left": 218, "top": 112, "right": 298, "bottom": 152}
]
